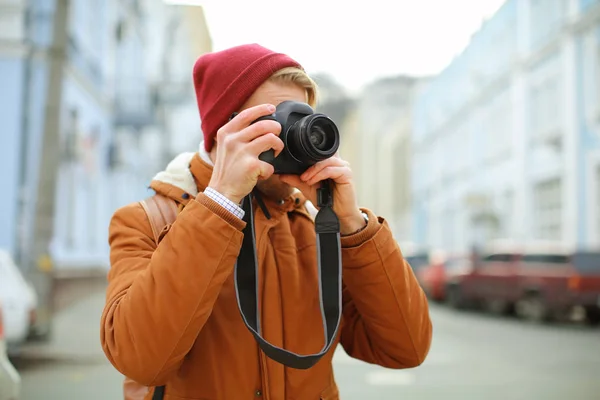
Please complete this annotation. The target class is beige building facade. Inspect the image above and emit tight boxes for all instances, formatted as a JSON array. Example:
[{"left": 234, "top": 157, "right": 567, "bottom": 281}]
[{"left": 339, "top": 76, "right": 430, "bottom": 240}]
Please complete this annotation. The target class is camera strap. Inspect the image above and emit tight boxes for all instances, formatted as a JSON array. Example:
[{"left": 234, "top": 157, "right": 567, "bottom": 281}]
[{"left": 234, "top": 179, "right": 343, "bottom": 370}]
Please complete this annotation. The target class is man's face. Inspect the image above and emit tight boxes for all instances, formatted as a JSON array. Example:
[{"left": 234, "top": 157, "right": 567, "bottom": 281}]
[{"left": 211, "top": 80, "right": 307, "bottom": 201}]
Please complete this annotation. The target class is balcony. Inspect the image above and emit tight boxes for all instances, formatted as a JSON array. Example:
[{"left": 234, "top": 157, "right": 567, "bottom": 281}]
[{"left": 0, "top": 0, "right": 26, "bottom": 48}]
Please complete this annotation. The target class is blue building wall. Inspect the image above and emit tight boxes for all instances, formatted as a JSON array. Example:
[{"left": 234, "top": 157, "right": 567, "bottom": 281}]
[
  {"left": 52, "top": 71, "right": 114, "bottom": 266},
  {"left": 0, "top": 58, "right": 25, "bottom": 257},
  {"left": 0, "top": 0, "right": 117, "bottom": 267},
  {"left": 18, "top": 60, "right": 50, "bottom": 265},
  {"left": 576, "top": 22, "right": 600, "bottom": 244},
  {"left": 411, "top": 0, "right": 518, "bottom": 246},
  {"left": 412, "top": 0, "right": 600, "bottom": 250}
]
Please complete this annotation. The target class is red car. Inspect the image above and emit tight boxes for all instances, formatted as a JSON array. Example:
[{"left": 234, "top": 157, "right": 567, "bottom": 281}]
[
  {"left": 444, "top": 241, "right": 600, "bottom": 324},
  {"left": 416, "top": 251, "right": 472, "bottom": 302},
  {"left": 512, "top": 246, "right": 600, "bottom": 324}
]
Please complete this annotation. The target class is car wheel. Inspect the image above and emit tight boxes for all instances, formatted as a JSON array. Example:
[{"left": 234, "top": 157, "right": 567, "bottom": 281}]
[
  {"left": 484, "top": 299, "right": 514, "bottom": 316},
  {"left": 516, "top": 292, "right": 552, "bottom": 323},
  {"left": 446, "top": 284, "right": 465, "bottom": 309},
  {"left": 585, "top": 306, "right": 600, "bottom": 326}
]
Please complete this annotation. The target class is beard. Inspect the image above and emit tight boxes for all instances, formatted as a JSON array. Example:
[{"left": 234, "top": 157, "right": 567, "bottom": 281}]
[{"left": 256, "top": 175, "right": 294, "bottom": 201}]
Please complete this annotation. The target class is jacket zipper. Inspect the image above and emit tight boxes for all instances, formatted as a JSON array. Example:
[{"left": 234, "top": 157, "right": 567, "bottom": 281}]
[{"left": 259, "top": 349, "right": 270, "bottom": 400}]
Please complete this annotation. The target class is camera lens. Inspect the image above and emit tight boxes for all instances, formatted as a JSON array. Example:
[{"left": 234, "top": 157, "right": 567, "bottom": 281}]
[
  {"left": 309, "top": 126, "right": 327, "bottom": 150},
  {"left": 287, "top": 114, "right": 340, "bottom": 164}
]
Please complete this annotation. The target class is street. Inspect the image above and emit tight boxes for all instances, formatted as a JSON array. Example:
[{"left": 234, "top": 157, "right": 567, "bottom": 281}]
[{"left": 14, "top": 291, "right": 600, "bottom": 400}]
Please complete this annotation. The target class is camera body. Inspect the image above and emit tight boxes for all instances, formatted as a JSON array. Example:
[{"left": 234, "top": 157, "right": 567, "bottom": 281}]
[{"left": 254, "top": 101, "right": 340, "bottom": 175}]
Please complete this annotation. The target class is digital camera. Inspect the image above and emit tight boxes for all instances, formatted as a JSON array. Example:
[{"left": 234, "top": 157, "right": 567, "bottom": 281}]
[{"left": 253, "top": 101, "right": 340, "bottom": 175}]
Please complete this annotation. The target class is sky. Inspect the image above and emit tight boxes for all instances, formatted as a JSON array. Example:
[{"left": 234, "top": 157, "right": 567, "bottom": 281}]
[{"left": 167, "top": 0, "right": 507, "bottom": 94}]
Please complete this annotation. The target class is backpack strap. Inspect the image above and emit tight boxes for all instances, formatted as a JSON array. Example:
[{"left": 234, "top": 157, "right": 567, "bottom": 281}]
[
  {"left": 131, "top": 194, "right": 180, "bottom": 400},
  {"left": 140, "top": 194, "right": 179, "bottom": 243}
]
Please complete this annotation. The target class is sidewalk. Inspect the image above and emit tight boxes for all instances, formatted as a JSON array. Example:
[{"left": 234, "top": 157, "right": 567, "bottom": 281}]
[
  {"left": 19, "top": 288, "right": 107, "bottom": 363},
  {"left": 15, "top": 288, "right": 124, "bottom": 400}
]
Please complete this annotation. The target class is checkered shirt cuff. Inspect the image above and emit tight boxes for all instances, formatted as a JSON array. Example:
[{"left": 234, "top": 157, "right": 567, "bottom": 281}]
[{"left": 203, "top": 187, "right": 245, "bottom": 220}]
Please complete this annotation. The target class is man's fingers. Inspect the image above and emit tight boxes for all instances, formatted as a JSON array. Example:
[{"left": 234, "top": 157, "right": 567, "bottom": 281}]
[
  {"left": 247, "top": 133, "right": 285, "bottom": 158},
  {"left": 306, "top": 166, "right": 351, "bottom": 186},
  {"left": 301, "top": 157, "right": 349, "bottom": 182},
  {"left": 224, "top": 104, "right": 276, "bottom": 132},
  {"left": 237, "top": 119, "right": 282, "bottom": 142}
]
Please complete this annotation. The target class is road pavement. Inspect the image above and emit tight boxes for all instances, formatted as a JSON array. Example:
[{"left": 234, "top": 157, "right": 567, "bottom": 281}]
[{"left": 14, "top": 291, "right": 600, "bottom": 399}]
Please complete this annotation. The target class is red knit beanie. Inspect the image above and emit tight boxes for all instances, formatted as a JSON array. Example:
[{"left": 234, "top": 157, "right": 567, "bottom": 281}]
[{"left": 193, "top": 43, "right": 302, "bottom": 152}]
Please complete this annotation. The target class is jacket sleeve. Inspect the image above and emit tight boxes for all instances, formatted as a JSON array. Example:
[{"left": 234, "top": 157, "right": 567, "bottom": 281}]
[
  {"left": 100, "top": 194, "right": 245, "bottom": 386},
  {"left": 339, "top": 209, "right": 432, "bottom": 369}
]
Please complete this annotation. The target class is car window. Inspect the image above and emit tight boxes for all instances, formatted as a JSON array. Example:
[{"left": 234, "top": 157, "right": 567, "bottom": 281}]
[
  {"left": 571, "top": 252, "right": 600, "bottom": 273},
  {"left": 520, "top": 254, "right": 568, "bottom": 265},
  {"left": 481, "top": 253, "right": 513, "bottom": 262}
]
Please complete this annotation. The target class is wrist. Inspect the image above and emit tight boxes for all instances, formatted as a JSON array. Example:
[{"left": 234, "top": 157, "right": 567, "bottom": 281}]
[
  {"left": 339, "top": 211, "right": 367, "bottom": 236},
  {"left": 207, "top": 185, "right": 243, "bottom": 205}
]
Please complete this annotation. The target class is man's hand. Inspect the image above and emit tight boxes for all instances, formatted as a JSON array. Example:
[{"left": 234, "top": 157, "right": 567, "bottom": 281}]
[
  {"left": 208, "top": 104, "right": 283, "bottom": 204},
  {"left": 279, "top": 155, "right": 366, "bottom": 235}
]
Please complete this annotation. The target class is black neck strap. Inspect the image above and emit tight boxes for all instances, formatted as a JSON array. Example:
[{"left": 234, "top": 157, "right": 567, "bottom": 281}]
[{"left": 234, "top": 179, "right": 343, "bottom": 370}]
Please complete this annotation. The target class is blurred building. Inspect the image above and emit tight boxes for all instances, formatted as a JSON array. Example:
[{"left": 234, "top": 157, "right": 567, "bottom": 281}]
[
  {"left": 411, "top": 0, "right": 600, "bottom": 252},
  {"left": 0, "top": 0, "right": 28, "bottom": 263},
  {"left": 0, "top": 0, "right": 211, "bottom": 272},
  {"left": 340, "top": 76, "right": 429, "bottom": 240},
  {"left": 312, "top": 73, "right": 356, "bottom": 127}
]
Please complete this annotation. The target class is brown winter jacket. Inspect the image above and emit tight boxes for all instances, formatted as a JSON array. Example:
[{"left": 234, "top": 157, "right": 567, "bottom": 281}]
[{"left": 100, "top": 152, "right": 432, "bottom": 400}]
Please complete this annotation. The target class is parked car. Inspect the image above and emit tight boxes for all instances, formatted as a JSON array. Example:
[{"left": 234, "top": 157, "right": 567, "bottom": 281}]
[
  {"left": 0, "top": 250, "right": 38, "bottom": 352},
  {"left": 444, "top": 241, "right": 520, "bottom": 311},
  {"left": 418, "top": 251, "right": 471, "bottom": 302},
  {"left": 0, "top": 302, "right": 21, "bottom": 400},
  {"left": 444, "top": 240, "right": 600, "bottom": 324},
  {"left": 512, "top": 245, "right": 600, "bottom": 324}
]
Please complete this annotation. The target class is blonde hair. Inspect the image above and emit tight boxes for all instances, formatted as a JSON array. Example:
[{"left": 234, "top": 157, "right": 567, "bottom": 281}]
[{"left": 269, "top": 67, "right": 319, "bottom": 108}]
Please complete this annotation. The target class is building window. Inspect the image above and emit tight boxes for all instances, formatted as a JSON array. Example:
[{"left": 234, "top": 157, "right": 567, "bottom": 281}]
[
  {"left": 596, "top": 28, "right": 600, "bottom": 117},
  {"left": 530, "top": 0, "right": 567, "bottom": 49},
  {"left": 444, "top": 207, "right": 457, "bottom": 251},
  {"left": 503, "top": 190, "right": 514, "bottom": 238},
  {"left": 533, "top": 178, "right": 562, "bottom": 240},
  {"left": 530, "top": 75, "right": 561, "bottom": 140},
  {"left": 484, "top": 90, "right": 512, "bottom": 162},
  {"left": 596, "top": 166, "right": 600, "bottom": 242},
  {"left": 455, "top": 126, "right": 467, "bottom": 174},
  {"left": 582, "top": 29, "right": 599, "bottom": 121}
]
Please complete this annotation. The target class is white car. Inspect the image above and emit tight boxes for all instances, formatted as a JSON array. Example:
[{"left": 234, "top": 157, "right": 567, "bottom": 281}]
[
  {"left": 0, "top": 250, "right": 37, "bottom": 352},
  {"left": 0, "top": 303, "right": 21, "bottom": 400}
]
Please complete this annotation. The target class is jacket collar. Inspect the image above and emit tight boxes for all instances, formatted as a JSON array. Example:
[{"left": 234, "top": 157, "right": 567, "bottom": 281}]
[{"left": 190, "top": 152, "right": 212, "bottom": 193}]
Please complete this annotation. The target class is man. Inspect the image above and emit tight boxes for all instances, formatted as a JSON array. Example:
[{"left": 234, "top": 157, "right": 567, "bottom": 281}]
[{"left": 101, "top": 43, "right": 432, "bottom": 400}]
